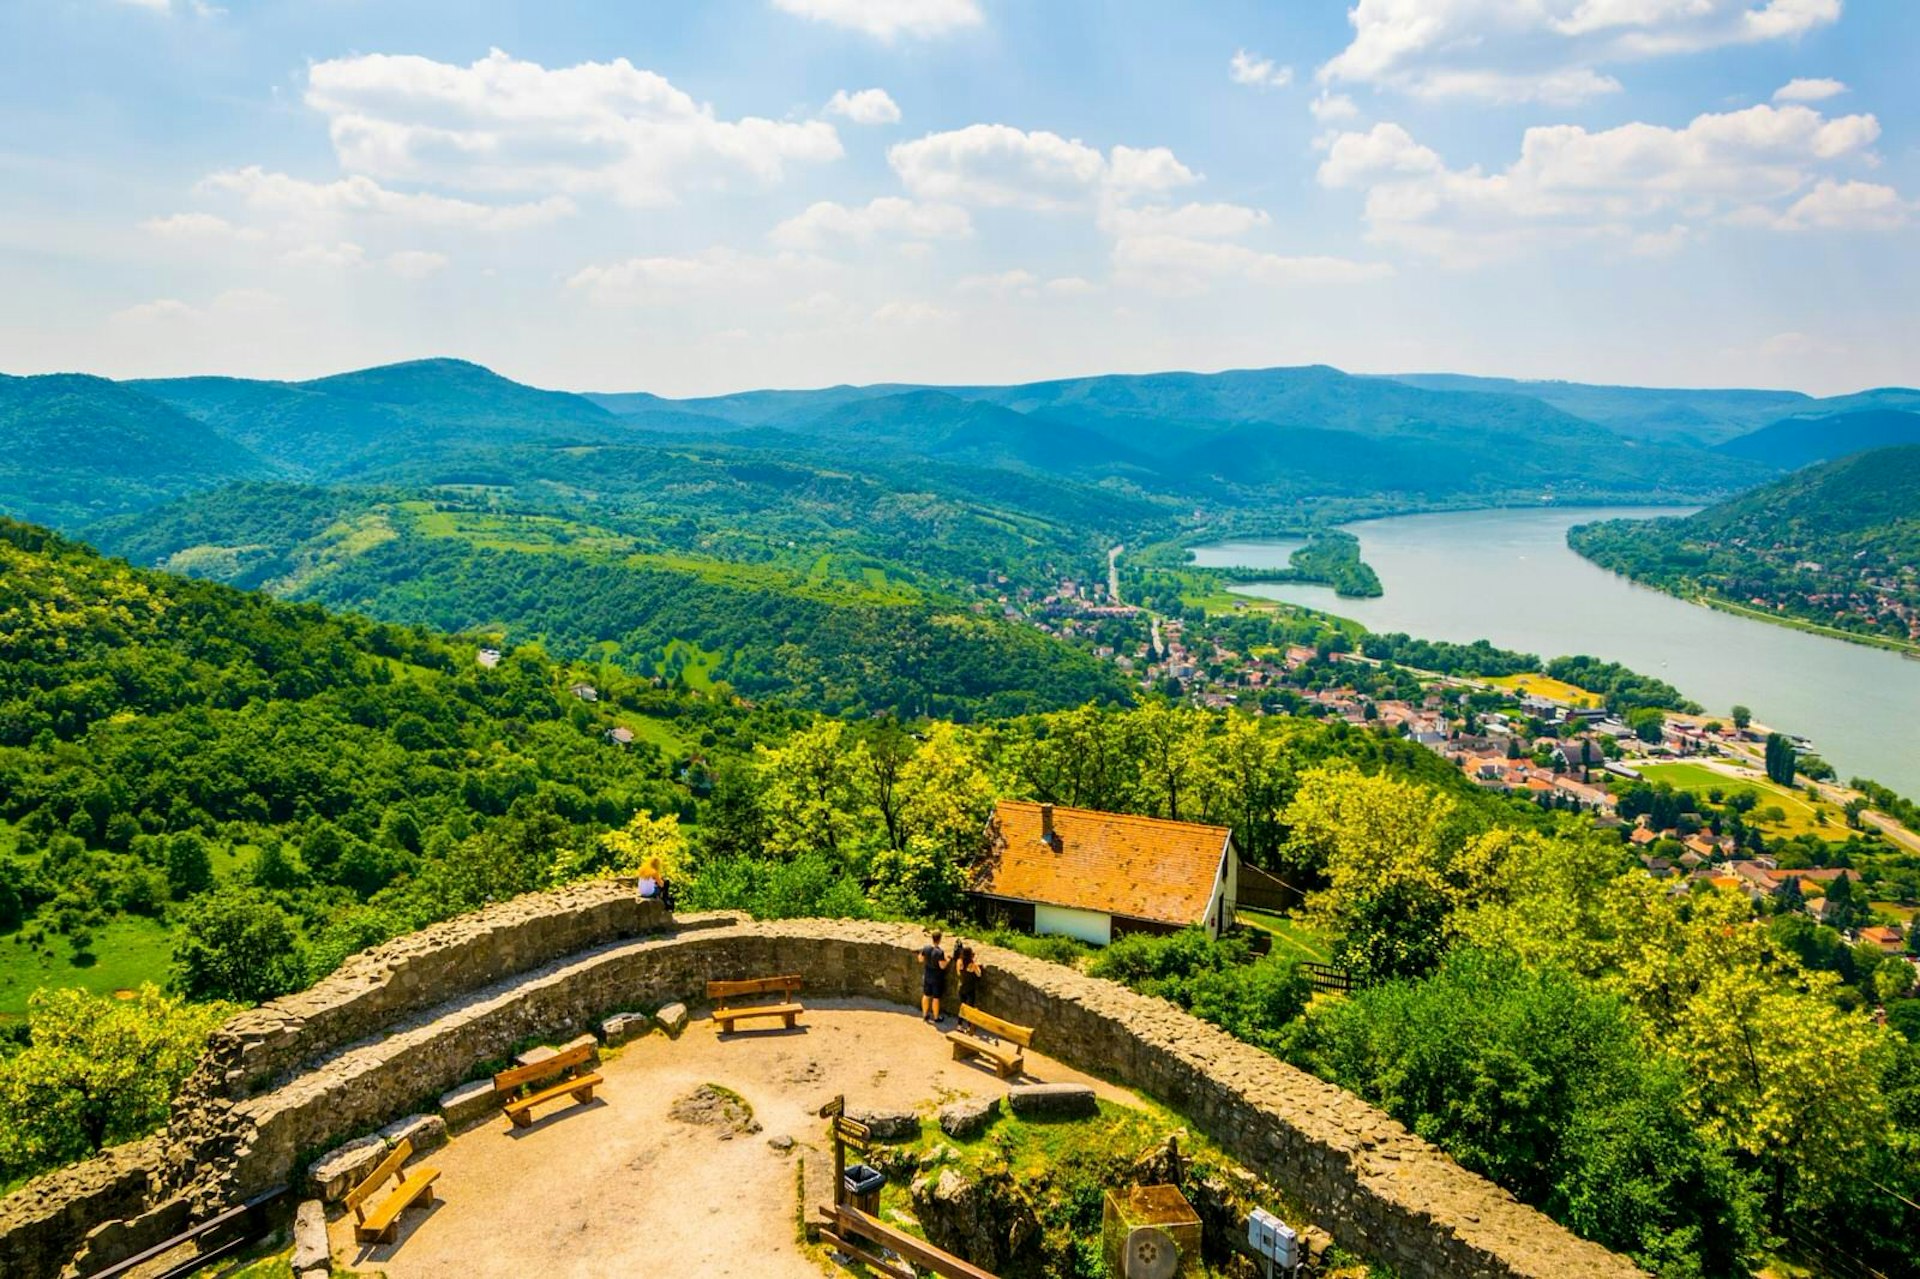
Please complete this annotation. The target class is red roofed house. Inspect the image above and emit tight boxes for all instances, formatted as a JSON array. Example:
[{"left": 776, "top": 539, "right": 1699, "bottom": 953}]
[{"left": 971, "top": 800, "right": 1238, "bottom": 946}]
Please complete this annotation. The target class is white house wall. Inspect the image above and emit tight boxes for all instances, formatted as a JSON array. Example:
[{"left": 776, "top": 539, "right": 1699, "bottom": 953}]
[{"left": 1035, "top": 903, "right": 1113, "bottom": 947}]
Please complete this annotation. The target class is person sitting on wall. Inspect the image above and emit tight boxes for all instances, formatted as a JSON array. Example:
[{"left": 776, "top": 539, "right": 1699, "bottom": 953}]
[
  {"left": 919, "top": 929, "right": 949, "bottom": 1025},
  {"left": 637, "top": 855, "right": 669, "bottom": 909}
]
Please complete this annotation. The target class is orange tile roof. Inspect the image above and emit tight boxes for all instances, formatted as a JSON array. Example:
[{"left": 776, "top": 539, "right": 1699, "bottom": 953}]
[{"left": 973, "top": 799, "right": 1231, "bottom": 927}]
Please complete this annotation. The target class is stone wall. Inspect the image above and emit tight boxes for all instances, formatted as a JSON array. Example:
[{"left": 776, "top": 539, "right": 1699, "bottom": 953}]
[{"left": 0, "top": 890, "right": 1646, "bottom": 1279}]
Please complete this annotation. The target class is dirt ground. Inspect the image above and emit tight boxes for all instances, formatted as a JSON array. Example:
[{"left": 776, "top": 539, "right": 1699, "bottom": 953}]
[{"left": 328, "top": 997, "right": 1137, "bottom": 1279}]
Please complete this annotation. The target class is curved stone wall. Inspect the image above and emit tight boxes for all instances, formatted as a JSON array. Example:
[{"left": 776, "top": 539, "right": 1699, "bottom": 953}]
[{"left": 0, "top": 888, "right": 1645, "bottom": 1279}]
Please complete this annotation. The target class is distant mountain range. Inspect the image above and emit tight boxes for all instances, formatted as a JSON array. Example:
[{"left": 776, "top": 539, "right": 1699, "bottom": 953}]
[
  {"left": 1716, "top": 407, "right": 1920, "bottom": 470},
  {"left": 1570, "top": 444, "right": 1920, "bottom": 653}
]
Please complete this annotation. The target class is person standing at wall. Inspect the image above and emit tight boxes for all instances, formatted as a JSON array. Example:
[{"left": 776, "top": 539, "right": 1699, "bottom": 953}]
[{"left": 919, "top": 929, "right": 949, "bottom": 1024}]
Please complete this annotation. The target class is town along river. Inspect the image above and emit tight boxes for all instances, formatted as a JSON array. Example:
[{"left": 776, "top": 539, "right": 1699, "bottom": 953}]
[{"left": 1192, "top": 506, "right": 1920, "bottom": 798}]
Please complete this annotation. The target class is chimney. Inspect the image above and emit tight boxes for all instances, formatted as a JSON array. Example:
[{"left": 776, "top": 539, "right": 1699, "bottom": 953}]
[{"left": 1039, "top": 803, "right": 1059, "bottom": 851}]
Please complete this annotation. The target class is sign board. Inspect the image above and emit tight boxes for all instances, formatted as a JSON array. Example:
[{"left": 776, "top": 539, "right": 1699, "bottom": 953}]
[
  {"left": 818, "top": 1095, "right": 846, "bottom": 1119},
  {"left": 833, "top": 1116, "right": 872, "bottom": 1150}
]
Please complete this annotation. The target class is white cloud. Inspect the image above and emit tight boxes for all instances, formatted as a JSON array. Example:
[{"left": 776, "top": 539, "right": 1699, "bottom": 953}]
[
  {"left": 1230, "top": 50, "right": 1294, "bottom": 89},
  {"left": 1103, "top": 202, "right": 1271, "bottom": 240},
  {"left": 1773, "top": 77, "right": 1847, "bottom": 103},
  {"left": 303, "top": 48, "right": 843, "bottom": 208},
  {"left": 871, "top": 299, "right": 954, "bottom": 324},
  {"left": 140, "top": 211, "right": 264, "bottom": 242},
  {"left": 1043, "top": 276, "right": 1098, "bottom": 296},
  {"left": 385, "top": 249, "right": 451, "bottom": 279},
  {"left": 955, "top": 269, "right": 1040, "bottom": 297},
  {"left": 109, "top": 288, "right": 279, "bottom": 328},
  {"left": 1112, "top": 234, "right": 1393, "bottom": 295},
  {"left": 889, "top": 125, "right": 1197, "bottom": 210},
  {"left": 1317, "top": 105, "right": 1892, "bottom": 263},
  {"left": 281, "top": 241, "right": 366, "bottom": 269},
  {"left": 769, "top": 197, "right": 971, "bottom": 249},
  {"left": 1310, "top": 93, "right": 1361, "bottom": 123},
  {"left": 567, "top": 247, "right": 829, "bottom": 304},
  {"left": 1321, "top": 0, "right": 1842, "bottom": 103},
  {"left": 1768, "top": 179, "right": 1911, "bottom": 231},
  {"left": 201, "top": 166, "right": 573, "bottom": 230},
  {"left": 825, "top": 88, "right": 902, "bottom": 125},
  {"left": 770, "top": 0, "right": 982, "bottom": 40}
]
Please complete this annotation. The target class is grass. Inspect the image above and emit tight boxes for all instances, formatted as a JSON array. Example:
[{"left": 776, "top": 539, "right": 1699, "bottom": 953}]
[
  {"left": 1636, "top": 762, "right": 1844, "bottom": 840},
  {"left": 1236, "top": 909, "right": 1336, "bottom": 964},
  {"left": 662, "top": 638, "right": 722, "bottom": 692},
  {"left": 1872, "top": 901, "right": 1917, "bottom": 926},
  {"left": 1484, "top": 673, "right": 1601, "bottom": 708},
  {"left": 0, "top": 914, "right": 177, "bottom": 1022},
  {"left": 613, "top": 713, "right": 690, "bottom": 755}
]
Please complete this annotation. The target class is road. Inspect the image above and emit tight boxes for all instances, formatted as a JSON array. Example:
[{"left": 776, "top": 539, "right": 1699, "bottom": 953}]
[{"left": 1107, "top": 544, "right": 1124, "bottom": 604}]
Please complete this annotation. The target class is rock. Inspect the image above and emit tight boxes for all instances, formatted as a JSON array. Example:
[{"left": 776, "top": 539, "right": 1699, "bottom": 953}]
[
  {"left": 908, "top": 1165, "right": 1040, "bottom": 1272},
  {"left": 850, "top": 1107, "right": 921, "bottom": 1142},
  {"left": 1007, "top": 1083, "right": 1097, "bottom": 1120},
  {"left": 938, "top": 1095, "right": 1000, "bottom": 1140},
  {"left": 377, "top": 1113, "right": 447, "bottom": 1155},
  {"left": 918, "top": 1144, "right": 958, "bottom": 1168},
  {"left": 768, "top": 1134, "right": 795, "bottom": 1153},
  {"left": 299, "top": 1270, "right": 331, "bottom": 1279},
  {"left": 669, "top": 1084, "right": 760, "bottom": 1137},
  {"left": 291, "top": 1199, "right": 329, "bottom": 1272},
  {"left": 601, "top": 1011, "right": 651, "bottom": 1045},
  {"left": 439, "top": 1078, "right": 501, "bottom": 1129},
  {"left": 656, "top": 1001, "right": 690, "bottom": 1037},
  {"left": 308, "top": 1135, "right": 387, "bottom": 1202},
  {"left": 515, "top": 1034, "right": 597, "bottom": 1069}
]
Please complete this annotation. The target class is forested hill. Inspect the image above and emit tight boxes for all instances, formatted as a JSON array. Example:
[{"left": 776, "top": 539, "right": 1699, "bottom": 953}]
[
  {"left": 1569, "top": 445, "right": 1920, "bottom": 651},
  {"left": 1715, "top": 407, "right": 1920, "bottom": 470}
]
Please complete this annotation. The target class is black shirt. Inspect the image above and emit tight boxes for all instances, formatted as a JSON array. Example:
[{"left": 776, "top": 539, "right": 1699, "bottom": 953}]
[{"left": 921, "top": 945, "right": 946, "bottom": 979}]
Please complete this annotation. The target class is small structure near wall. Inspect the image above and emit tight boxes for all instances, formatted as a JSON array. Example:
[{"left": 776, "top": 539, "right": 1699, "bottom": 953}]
[
  {"left": 1103, "top": 1184, "right": 1203, "bottom": 1277},
  {"left": 969, "top": 800, "right": 1237, "bottom": 945}
]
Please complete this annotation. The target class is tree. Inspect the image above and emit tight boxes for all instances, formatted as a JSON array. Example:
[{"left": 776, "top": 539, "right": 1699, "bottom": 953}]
[
  {"left": 164, "top": 831, "right": 214, "bottom": 900},
  {"left": 0, "top": 986, "right": 234, "bottom": 1184},
  {"left": 1731, "top": 705, "right": 1752, "bottom": 732},
  {"left": 1628, "top": 708, "right": 1666, "bottom": 745},
  {"left": 1288, "top": 951, "right": 1758, "bottom": 1275},
  {"left": 1283, "top": 766, "right": 1502, "bottom": 984},
  {"left": 869, "top": 724, "right": 994, "bottom": 916},
  {"left": 1764, "top": 733, "right": 1797, "bottom": 787},
  {"left": 564, "top": 810, "right": 686, "bottom": 880},
  {"left": 756, "top": 720, "right": 872, "bottom": 860},
  {"left": 171, "top": 888, "right": 306, "bottom": 1004}
]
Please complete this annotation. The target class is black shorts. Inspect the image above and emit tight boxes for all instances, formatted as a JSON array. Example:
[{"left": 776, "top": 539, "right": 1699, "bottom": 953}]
[{"left": 922, "top": 974, "right": 944, "bottom": 997}]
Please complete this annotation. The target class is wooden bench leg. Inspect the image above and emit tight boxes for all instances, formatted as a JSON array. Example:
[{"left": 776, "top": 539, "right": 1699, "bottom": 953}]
[
  {"left": 509, "top": 1109, "right": 531, "bottom": 1129},
  {"left": 783, "top": 1011, "right": 797, "bottom": 1029},
  {"left": 571, "top": 1085, "right": 595, "bottom": 1104}
]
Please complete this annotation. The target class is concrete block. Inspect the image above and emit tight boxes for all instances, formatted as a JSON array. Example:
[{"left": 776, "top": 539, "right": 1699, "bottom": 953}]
[
  {"left": 656, "top": 1001, "right": 689, "bottom": 1037},
  {"left": 291, "top": 1199, "right": 329, "bottom": 1272},
  {"left": 377, "top": 1113, "right": 447, "bottom": 1156},
  {"left": 439, "top": 1078, "right": 502, "bottom": 1129},
  {"left": 308, "top": 1135, "right": 386, "bottom": 1202},
  {"left": 512, "top": 1044, "right": 557, "bottom": 1068},
  {"left": 601, "top": 1011, "right": 651, "bottom": 1045},
  {"left": 1007, "top": 1083, "right": 1097, "bottom": 1120}
]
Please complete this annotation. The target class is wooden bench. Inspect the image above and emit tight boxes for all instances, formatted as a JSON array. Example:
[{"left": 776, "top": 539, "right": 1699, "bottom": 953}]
[
  {"left": 707, "top": 974, "right": 805, "bottom": 1032},
  {"left": 345, "top": 1138, "right": 440, "bottom": 1246},
  {"left": 492, "top": 1042, "right": 604, "bottom": 1129},
  {"left": 946, "top": 1005, "right": 1033, "bottom": 1080},
  {"left": 817, "top": 1204, "right": 997, "bottom": 1279}
]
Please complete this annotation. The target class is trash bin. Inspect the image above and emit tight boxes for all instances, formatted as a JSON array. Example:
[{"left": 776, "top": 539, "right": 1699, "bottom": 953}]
[{"left": 843, "top": 1163, "right": 885, "bottom": 1216}]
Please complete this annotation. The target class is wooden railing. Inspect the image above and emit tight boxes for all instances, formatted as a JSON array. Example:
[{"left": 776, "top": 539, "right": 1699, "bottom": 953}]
[{"left": 83, "top": 1185, "right": 287, "bottom": 1279}]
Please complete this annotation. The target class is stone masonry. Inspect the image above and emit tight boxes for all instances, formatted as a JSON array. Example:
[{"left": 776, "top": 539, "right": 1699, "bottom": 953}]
[{"left": 0, "top": 885, "right": 1646, "bottom": 1279}]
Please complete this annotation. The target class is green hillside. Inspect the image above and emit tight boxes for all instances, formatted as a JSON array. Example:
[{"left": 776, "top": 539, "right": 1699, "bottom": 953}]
[
  {"left": 0, "top": 373, "right": 269, "bottom": 525},
  {"left": 1715, "top": 408, "right": 1920, "bottom": 470},
  {"left": 1570, "top": 445, "right": 1920, "bottom": 651}
]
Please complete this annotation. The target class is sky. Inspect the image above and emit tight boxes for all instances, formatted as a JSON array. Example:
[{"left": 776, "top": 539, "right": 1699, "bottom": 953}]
[{"left": 0, "top": 0, "right": 1914, "bottom": 397}]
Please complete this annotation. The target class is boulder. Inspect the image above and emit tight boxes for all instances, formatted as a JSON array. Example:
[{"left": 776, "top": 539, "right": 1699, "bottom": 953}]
[
  {"left": 938, "top": 1095, "right": 1000, "bottom": 1140},
  {"left": 850, "top": 1107, "right": 921, "bottom": 1142},
  {"left": 908, "top": 1166, "right": 1039, "bottom": 1272},
  {"left": 377, "top": 1113, "right": 447, "bottom": 1155},
  {"left": 656, "top": 1002, "right": 690, "bottom": 1037},
  {"left": 308, "top": 1135, "right": 387, "bottom": 1202},
  {"left": 439, "top": 1078, "right": 501, "bottom": 1129},
  {"left": 291, "top": 1199, "right": 329, "bottom": 1273},
  {"left": 601, "top": 1011, "right": 651, "bottom": 1045},
  {"left": 1007, "top": 1083, "right": 1097, "bottom": 1120},
  {"left": 514, "top": 1033, "right": 598, "bottom": 1068}
]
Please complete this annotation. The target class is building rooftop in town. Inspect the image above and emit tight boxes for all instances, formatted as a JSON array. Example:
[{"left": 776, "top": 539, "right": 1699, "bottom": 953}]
[{"left": 972, "top": 799, "right": 1231, "bottom": 928}]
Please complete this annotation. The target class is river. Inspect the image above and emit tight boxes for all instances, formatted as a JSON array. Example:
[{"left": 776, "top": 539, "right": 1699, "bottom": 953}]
[{"left": 1191, "top": 507, "right": 1920, "bottom": 797}]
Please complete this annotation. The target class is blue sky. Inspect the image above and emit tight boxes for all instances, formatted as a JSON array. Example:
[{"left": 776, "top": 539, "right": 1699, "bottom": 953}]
[{"left": 0, "top": 0, "right": 1913, "bottom": 395}]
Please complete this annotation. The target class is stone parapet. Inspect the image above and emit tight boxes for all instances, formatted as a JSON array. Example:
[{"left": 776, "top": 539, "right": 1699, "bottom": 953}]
[{"left": 0, "top": 896, "right": 1646, "bottom": 1279}]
